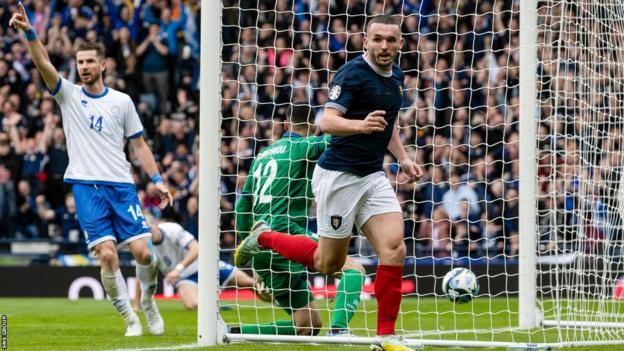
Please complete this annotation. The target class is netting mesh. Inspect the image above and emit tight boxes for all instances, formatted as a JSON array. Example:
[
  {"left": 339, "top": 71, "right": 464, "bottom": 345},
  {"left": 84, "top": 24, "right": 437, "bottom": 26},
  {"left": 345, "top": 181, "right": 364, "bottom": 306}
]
[
  {"left": 536, "top": 0, "right": 624, "bottom": 340},
  {"left": 217, "top": 0, "right": 624, "bottom": 346}
]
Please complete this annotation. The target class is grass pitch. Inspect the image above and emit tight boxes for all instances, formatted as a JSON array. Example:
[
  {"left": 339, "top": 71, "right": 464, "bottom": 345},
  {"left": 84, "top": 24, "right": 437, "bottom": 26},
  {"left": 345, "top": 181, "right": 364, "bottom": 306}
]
[{"left": 2, "top": 297, "right": 624, "bottom": 350}]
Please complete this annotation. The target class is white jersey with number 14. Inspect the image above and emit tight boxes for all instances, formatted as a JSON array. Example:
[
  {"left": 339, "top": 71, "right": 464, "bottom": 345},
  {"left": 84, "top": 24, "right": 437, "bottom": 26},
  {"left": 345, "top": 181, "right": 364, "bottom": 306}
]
[{"left": 51, "top": 77, "right": 144, "bottom": 185}]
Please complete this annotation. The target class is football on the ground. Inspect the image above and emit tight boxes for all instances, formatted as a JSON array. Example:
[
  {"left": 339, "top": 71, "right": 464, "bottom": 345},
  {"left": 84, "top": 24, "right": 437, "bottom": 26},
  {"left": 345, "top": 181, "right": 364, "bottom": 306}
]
[{"left": 442, "top": 267, "right": 479, "bottom": 303}]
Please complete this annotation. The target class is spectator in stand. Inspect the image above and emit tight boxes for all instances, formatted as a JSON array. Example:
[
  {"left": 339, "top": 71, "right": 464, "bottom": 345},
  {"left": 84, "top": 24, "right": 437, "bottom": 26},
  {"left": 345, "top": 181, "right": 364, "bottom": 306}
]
[
  {"left": 157, "top": 2, "right": 187, "bottom": 90},
  {"left": 42, "top": 121, "right": 69, "bottom": 208},
  {"left": 442, "top": 172, "right": 480, "bottom": 222},
  {"left": 110, "top": 26, "right": 136, "bottom": 73},
  {"left": 451, "top": 200, "right": 482, "bottom": 258},
  {"left": 45, "top": 25, "right": 72, "bottom": 73},
  {"left": 184, "top": 195, "right": 198, "bottom": 238},
  {"left": 0, "top": 131, "right": 21, "bottom": 184},
  {"left": 0, "top": 164, "right": 16, "bottom": 238},
  {"left": 16, "top": 179, "right": 40, "bottom": 238},
  {"left": 503, "top": 187, "right": 519, "bottom": 256},
  {"left": 136, "top": 23, "right": 169, "bottom": 114},
  {"left": 36, "top": 192, "right": 82, "bottom": 245}
]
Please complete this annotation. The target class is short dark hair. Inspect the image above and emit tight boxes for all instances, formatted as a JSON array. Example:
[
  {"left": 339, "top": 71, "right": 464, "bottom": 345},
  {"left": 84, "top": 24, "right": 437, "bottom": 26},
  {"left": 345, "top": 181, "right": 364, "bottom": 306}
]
[
  {"left": 288, "top": 102, "right": 315, "bottom": 127},
  {"left": 76, "top": 41, "right": 106, "bottom": 59},
  {"left": 366, "top": 15, "right": 400, "bottom": 33}
]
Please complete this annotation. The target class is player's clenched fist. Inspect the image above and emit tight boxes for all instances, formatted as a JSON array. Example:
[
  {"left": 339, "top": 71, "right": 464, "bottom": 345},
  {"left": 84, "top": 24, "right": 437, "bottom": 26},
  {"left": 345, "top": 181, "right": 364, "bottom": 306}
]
[
  {"left": 358, "top": 110, "right": 388, "bottom": 134},
  {"left": 9, "top": 2, "right": 32, "bottom": 32},
  {"left": 399, "top": 158, "right": 423, "bottom": 183}
]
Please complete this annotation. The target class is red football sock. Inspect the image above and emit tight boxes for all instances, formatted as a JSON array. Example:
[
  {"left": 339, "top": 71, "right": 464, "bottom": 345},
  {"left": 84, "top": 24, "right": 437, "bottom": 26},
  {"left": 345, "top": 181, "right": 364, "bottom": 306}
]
[
  {"left": 375, "top": 264, "right": 403, "bottom": 336},
  {"left": 258, "top": 231, "right": 318, "bottom": 270}
]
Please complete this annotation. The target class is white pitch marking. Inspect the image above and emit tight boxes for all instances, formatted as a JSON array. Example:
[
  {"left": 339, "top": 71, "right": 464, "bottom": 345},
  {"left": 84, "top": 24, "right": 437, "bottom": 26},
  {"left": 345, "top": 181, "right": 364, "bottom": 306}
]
[{"left": 108, "top": 343, "right": 203, "bottom": 351}]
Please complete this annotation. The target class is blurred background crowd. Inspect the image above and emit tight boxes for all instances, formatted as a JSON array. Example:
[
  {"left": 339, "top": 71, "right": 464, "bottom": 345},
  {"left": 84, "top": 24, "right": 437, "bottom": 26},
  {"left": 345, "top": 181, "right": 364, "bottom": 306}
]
[
  {"left": 1, "top": 0, "right": 601, "bottom": 264},
  {"left": 220, "top": 0, "right": 523, "bottom": 261}
]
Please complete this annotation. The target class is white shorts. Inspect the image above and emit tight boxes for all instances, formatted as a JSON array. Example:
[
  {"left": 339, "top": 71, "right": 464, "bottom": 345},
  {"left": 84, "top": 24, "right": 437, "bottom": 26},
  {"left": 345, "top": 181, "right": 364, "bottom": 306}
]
[{"left": 312, "top": 166, "right": 402, "bottom": 239}]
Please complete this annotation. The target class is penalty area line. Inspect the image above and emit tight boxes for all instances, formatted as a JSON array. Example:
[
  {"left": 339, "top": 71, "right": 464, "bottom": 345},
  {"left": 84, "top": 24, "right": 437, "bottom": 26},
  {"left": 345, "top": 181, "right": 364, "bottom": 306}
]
[{"left": 107, "top": 343, "right": 203, "bottom": 351}]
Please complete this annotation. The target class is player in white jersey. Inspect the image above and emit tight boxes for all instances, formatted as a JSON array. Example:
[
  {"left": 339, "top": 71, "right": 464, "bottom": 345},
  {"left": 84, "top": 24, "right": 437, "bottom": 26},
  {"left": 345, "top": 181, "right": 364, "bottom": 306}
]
[
  {"left": 10, "top": 4, "right": 173, "bottom": 337},
  {"left": 133, "top": 219, "right": 270, "bottom": 310}
]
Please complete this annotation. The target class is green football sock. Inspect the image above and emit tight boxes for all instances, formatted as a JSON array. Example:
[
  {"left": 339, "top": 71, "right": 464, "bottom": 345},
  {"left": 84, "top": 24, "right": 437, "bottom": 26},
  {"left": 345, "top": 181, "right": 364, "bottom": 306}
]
[
  {"left": 330, "top": 269, "right": 364, "bottom": 330},
  {"left": 240, "top": 320, "right": 296, "bottom": 335}
]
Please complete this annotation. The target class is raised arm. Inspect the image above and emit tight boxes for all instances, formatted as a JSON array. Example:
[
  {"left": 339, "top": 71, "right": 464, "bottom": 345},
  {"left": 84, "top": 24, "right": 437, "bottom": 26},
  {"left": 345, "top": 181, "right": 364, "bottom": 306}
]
[
  {"left": 6, "top": 114, "right": 24, "bottom": 155},
  {"left": 9, "top": 2, "right": 60, "bottom": 92},
  {"left": 35, "top": 195, "right": 56, "bottom": 221},
  {"left": 135, "top": 36, "right": 151, "bottom": 57},
  {"left": 130, "top": 136, "right": 173, "bottom": 209}
]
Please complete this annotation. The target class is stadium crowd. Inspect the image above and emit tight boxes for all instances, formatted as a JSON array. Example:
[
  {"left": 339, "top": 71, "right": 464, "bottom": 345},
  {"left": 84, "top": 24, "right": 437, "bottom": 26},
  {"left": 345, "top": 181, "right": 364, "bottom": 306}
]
[
  {"left": 220, "top": 0, "right": 524, "bottom": 260},
  {"left": 0, "top": 0, "right": 201, "bottom": 252},
  {"left": 0, "top": 0, "right": 587, "bottom": 262}
]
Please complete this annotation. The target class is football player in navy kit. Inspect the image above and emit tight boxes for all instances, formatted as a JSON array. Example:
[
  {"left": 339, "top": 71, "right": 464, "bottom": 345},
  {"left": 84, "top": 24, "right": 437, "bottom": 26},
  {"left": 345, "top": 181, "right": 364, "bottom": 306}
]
[{"left": 235, "top": 15, "right": 422, "bottom": 350}]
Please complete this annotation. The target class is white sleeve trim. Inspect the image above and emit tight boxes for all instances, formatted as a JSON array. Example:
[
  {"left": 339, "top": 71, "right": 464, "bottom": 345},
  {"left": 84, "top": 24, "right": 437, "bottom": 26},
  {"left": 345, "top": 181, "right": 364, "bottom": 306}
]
[{"left": 325, "top": 102, "right": 348, "bottom": 113}]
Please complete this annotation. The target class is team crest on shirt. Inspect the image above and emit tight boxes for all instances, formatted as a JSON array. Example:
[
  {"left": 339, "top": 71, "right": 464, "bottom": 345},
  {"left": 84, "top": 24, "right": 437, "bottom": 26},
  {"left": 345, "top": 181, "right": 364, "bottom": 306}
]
[
  {"left": 330, "top": 215, "right": 343, "bottom": 230},
  {"left": 81, "top": 100, "right": 87, "bottom": 107},
  {"left": 111, "top": 106, "right": 121, "bottom": 118},
  {"left": 398, "top": 85, "right": 403, "bottom": 96},
  {"left": 329, "top": 85, "right": 341, "bottom": 100}
]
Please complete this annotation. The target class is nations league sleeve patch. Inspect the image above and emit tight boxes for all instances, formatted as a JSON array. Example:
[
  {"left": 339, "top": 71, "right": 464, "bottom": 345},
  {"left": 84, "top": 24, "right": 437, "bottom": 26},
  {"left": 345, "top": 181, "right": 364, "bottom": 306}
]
[
  {"left": 329, "top": 85, "right": 341, "bottom": 100},
  {"left": 330, "top": 215, "right": 343, "bottom": 230}
]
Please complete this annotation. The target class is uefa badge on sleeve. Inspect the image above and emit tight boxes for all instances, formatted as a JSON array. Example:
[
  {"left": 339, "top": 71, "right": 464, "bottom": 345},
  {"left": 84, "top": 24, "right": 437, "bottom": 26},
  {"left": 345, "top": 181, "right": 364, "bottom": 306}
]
[
  {"left": 329, "top": 85, "right": 341, "bottom": 100},
  {"left": 330, "top": 215, "right": 342, "bottom": 230}
]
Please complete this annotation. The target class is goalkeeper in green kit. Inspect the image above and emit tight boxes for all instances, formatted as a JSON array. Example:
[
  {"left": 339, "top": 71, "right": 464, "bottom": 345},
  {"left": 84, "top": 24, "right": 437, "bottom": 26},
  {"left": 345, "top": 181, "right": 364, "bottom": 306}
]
[{"left": 232, "top": 103, "right": 365, "bottom": 336}]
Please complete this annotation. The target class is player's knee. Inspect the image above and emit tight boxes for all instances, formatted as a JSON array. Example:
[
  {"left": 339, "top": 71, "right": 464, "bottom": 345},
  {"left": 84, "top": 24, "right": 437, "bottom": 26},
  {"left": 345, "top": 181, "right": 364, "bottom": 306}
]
[
  {"left": 295, "top": 319, "right": 322, "bottom": 336},
  {"left": 391, "top": 240, "right": 407, "bottom": 260},
  {"left": 380, "top": 239, "right": 406, "bottom": 264},
  {"left": 316, "top": 259, "right": 343, "bottom": 276},
  {"left": 97, "top": 248, "right": 118, "bottom": 268},
  {"left": 311, "top": 316, "right": 322, "bottom": 335},
  {"left": 134, "top": 249, "right": 152, "bottom": 265},
  {"left": 310, "top": 323, "right": 322, "bottom": 336},
  {"left": 314, "top": 251, "right": 345, "bottom": 275}
]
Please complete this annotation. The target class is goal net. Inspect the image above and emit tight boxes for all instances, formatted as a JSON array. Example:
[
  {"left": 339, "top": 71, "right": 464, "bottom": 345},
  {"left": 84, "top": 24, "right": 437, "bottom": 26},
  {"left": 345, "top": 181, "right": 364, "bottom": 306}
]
[
  {"left": 209, "top": 0, "right": 624, "bottom": 347},
  {"left": 536, "top": 0, "right": 624, "bottom": 342}
]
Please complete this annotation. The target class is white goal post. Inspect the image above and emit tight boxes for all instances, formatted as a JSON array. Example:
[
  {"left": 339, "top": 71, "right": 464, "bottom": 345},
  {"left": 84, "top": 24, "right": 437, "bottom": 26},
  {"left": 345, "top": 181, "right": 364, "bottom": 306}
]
[
  {"left": 198, "top": 0, "right": 624, "bottom": 348},
  {"left": 198, "top": 0, "right": 222, "bottom": 346}
]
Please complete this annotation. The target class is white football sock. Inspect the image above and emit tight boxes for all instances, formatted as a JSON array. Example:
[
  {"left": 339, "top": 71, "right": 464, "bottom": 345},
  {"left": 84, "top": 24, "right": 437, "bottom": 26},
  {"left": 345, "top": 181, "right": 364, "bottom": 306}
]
[
  {"left": 101, "top": 270, "right": 135, "bottom": 322},
  {"left": 136, "top": 255, "right": 159, "bottom": 305}
]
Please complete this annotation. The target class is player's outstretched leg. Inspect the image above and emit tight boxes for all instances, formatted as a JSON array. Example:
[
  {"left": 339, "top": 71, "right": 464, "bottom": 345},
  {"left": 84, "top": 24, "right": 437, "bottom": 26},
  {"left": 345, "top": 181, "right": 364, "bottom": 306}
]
[
  {"left": 234, "top": 221, "right": 271, "bottom": 266},
  {"left": 132, "top": 238, "right": 164, "bottom": 335},
  {"left": 234, "top": 221, "right": 318, "bottom": 270}
]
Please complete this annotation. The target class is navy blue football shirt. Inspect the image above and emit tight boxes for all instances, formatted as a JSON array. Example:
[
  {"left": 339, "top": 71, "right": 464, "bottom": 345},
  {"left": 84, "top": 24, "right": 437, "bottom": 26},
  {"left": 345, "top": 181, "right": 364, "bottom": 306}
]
[{"left": 318, "top": 54, "right": 404, "bottom": 176}]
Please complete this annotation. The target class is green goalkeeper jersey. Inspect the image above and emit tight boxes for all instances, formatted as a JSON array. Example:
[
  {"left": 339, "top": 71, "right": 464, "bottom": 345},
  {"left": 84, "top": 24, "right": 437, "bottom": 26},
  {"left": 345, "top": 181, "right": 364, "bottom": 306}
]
[{"left": 235, "top": 132, "right": 330, "bottom": 237}]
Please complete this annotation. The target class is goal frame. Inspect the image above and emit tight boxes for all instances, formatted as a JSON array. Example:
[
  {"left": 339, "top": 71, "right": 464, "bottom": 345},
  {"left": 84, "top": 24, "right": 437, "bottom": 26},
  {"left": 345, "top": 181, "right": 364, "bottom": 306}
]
[{"left": 198, "top": 0, "right": 223, "bottom": 346}]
